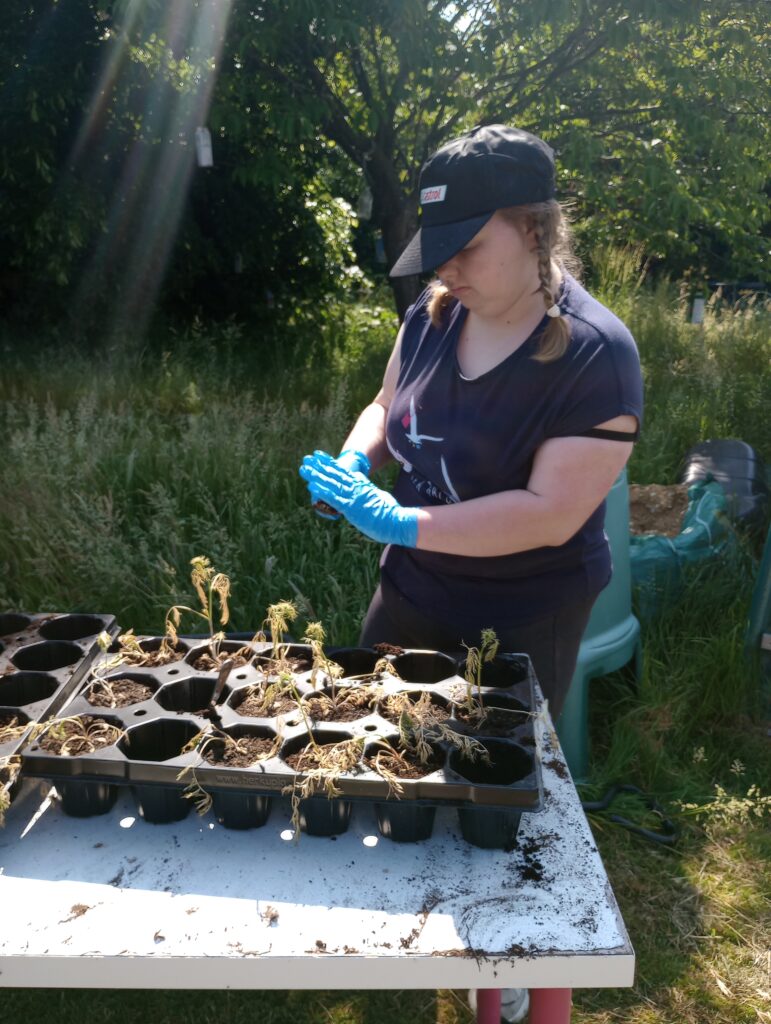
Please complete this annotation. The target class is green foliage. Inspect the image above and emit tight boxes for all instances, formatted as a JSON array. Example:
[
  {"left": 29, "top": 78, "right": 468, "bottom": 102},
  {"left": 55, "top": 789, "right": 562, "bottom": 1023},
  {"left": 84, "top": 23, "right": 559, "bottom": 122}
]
[
  {"left": 226, "top": 0, "right": 770, "bottom": 302},
  {"left": 2, "top": 1, "right": 768, "bottom": 332}
]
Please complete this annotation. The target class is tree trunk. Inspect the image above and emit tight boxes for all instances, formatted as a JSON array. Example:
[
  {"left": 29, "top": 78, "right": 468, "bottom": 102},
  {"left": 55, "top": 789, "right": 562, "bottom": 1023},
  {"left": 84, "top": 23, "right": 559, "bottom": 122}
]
[{"left": 368, "top": 152, "right": 423, "bottom": 320}]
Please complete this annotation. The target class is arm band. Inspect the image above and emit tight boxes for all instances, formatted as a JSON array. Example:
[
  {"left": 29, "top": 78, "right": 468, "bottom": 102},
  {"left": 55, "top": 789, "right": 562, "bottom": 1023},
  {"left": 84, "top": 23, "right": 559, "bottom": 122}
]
[{"left": 577, "top": 427, "right": 640, "bottom": 442}]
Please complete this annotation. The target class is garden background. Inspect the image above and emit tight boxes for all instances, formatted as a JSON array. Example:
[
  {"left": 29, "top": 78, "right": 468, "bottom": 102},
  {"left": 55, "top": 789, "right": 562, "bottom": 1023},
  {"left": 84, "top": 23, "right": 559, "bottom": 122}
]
[{"left": 1, "top": 2, "right": 769, "bottom": 1022}]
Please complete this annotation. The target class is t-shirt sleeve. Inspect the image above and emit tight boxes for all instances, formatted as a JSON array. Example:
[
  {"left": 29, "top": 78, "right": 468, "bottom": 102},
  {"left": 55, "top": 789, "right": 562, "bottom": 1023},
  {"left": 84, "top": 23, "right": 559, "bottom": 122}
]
[{"left": 546, "top": 326, "right": 644, "bottom": 439}]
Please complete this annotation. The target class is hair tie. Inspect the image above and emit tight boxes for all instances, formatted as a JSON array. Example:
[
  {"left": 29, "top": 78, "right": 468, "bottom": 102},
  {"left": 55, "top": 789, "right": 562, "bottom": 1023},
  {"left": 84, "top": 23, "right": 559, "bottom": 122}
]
[{"left": 546, "top": 303, "right": 561, "bottom": 318}]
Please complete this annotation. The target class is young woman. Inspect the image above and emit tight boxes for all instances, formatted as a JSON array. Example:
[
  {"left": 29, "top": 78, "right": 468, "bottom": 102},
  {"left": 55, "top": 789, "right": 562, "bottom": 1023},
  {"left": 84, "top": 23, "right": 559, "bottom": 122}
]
[{"left": 299, "top": 124, "right": 642, "bottom": 725}]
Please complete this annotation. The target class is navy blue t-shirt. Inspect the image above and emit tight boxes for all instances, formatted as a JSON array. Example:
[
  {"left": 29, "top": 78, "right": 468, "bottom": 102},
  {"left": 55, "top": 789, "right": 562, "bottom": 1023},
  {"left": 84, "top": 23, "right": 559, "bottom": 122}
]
[{"left": 381, "top": 273, "right": 643, "bottom": 629}]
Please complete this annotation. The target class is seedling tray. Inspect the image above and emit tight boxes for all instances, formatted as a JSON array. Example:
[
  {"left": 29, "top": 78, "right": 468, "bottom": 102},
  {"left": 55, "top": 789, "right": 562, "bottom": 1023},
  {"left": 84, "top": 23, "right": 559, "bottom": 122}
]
[
  {"left": 0, "top": 612, "right": 119, "bottom": 762},
  {"left": 18, "top": 640, "right": 543, "bottom": 848}
]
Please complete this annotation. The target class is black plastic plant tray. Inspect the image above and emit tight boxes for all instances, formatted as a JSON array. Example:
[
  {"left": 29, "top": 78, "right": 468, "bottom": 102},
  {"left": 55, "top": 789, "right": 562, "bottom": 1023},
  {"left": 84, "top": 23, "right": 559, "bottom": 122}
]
[
  {"left": 18, "top": 642, "right": 543, "bottom": 848},
  {"left": 0, "top": 612, "right": 119, "bottom": 762}
]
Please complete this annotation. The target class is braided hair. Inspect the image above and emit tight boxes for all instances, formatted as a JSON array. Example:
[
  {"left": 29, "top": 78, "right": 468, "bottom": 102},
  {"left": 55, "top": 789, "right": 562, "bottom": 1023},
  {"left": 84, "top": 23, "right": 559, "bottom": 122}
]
[{"left": 427, "top": 200, "right": 580, "bottom": 363}]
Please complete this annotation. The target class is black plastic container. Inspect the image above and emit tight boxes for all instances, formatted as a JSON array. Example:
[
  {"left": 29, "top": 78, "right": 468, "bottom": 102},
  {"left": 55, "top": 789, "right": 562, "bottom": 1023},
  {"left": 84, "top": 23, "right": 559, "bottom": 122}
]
[
  {"left": 57, "top": 779, "right": 119, "bottom": 818},
  {"left": 375, "top": 801, "right": 436, "bottom": 842},
  {"left": 211, "top": 790, "right": 272, "bottom": 830},
  {"left": 0, "top": 611, "right": 118, "bottom": 767},
  {"left": 680, "top": 439, "right": 769, "bottom": 535},
  {"left": 18, "top": 643, "right": 544, "bottom": 847}
]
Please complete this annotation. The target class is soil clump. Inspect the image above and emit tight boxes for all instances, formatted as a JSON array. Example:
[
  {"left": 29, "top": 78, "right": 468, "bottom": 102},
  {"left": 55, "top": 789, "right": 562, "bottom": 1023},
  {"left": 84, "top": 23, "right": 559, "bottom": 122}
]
[{"left": 629, "top": 483, "right": 690, "bottom": 536}]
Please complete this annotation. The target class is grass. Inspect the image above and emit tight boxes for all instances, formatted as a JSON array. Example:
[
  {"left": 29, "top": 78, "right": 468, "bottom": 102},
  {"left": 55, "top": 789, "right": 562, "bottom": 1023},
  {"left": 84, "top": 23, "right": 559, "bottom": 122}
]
[{"left": 0, "top": 268, "right": 769, "bottom": 1022}]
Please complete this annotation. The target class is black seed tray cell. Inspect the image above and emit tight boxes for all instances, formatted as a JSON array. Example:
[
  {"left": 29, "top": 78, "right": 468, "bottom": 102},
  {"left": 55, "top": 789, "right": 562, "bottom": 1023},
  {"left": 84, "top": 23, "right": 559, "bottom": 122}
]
[
  {"left": 17, "top": 645, "right": 542, "bottom": 847},
  {"left": 0, "top": 612, "right": 119, "bottom": 761}
]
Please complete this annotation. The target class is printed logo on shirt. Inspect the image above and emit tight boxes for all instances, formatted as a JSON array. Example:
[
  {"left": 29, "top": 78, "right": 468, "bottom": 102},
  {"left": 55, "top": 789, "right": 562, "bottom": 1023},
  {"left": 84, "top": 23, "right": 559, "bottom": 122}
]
[
  {"left": 420, "top": 185, "right": 447, "bottom": 204},
  {"left": 402, "top": 395, "right": 444, "bottom": 450}
]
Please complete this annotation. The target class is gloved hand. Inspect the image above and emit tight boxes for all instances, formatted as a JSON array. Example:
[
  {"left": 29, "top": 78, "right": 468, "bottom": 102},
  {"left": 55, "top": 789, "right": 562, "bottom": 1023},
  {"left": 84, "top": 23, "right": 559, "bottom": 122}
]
[
  {"left": 300, "top": 451, "right": 419, "bottom": 547},
  {"left": 305, "top": 449, "right": 371, "bottom": 520}
]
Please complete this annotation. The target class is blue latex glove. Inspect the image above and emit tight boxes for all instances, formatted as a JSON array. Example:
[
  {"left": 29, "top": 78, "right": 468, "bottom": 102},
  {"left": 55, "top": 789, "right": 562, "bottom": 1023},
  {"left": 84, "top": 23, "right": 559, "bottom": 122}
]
[
  {"left": 300, "top": 451, "right": 419, "bottom": 547},
  {"left": 305, "top": 449, "right": 371, "bottom": 520}
]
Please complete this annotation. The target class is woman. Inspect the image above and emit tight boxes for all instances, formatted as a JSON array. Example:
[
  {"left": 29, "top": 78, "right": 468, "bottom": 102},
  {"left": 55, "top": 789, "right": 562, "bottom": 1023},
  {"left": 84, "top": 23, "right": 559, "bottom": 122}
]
[{"left": 299, "top": 124, "right": 642, "bottom": 725}]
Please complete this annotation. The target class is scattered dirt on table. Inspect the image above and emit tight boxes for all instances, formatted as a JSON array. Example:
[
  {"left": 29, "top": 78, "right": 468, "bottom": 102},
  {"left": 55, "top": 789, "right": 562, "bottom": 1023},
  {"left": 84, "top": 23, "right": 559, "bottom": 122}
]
[
  {"left": 59, "top": 903, "right": 91, "bottom": 923},
  {"left": 542, "top": 756, "right": 570, "bottom": 780},
  {"left": 629, "top": 483, "right": 690, "bottom": 536}
]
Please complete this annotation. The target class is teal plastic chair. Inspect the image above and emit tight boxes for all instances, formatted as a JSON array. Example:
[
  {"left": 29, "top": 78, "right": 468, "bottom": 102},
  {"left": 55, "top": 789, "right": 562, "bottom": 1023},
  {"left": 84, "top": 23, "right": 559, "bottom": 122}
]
[
  {"left": 556, "top": 469, "right": 642, "bottom": 779},
  {"left": 744, "top": 521, "right": 771, "bottom": 720}
]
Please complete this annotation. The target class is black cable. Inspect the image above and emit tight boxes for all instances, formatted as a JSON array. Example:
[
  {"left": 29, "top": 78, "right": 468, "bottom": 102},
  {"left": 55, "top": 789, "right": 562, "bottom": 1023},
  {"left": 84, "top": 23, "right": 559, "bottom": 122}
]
[{"left": 581, "top": 784, "right": 678, "bottom": 846}]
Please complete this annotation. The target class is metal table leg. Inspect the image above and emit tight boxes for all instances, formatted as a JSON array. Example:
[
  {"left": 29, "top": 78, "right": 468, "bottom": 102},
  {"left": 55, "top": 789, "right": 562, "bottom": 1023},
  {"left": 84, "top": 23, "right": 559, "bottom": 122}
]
[
  {"left": 529, "top": 988, "right": 572, "bottom": 1023},
  {"left": 474, "top": 988, "right": 502, "bottom": 1024}
]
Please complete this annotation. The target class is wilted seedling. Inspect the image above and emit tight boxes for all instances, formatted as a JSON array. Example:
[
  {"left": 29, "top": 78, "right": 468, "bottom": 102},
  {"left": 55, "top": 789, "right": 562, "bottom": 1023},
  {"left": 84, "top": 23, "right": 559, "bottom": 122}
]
[
  {"left": 0, "top": 715, "right": 31, "bottom": 746},
  {"left": 178, "top": 727, "right": 282, "bottom": 816},
  {"left": 302, "top": 621, "right": 343, "bottom": 696},
  {"left": 99, "top": 558, "right": 234, "bottom": 671},
  {"left": 266, "top": 600, "right": 298, "bottom": 663},
  {"left": 387, "top": 690, "right": 490, "bottom": 771},
  {"left": 304, "top": 685, "right": 379, "bottom": 721},
  {"left": 0, "top": 755, "right": 21, "bottom": 828},
  {"left": 165, "top": 555, "right": 233, "bottom": 663},
  {"left": 462, "top": 627, "right": 499, "bottom": 715},
  {"left": 341, "top": 657, "right": 402, "bottom": 687},
  {"left": 285, "top": 734, "right": 365, "bottom": 839},
  {"left": 40, "top": 715, "right": 125, "bottom": 757}
]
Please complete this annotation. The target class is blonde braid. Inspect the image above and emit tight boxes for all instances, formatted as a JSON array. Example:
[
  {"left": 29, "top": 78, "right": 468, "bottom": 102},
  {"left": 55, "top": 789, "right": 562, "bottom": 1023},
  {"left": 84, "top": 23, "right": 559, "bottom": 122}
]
[{"left": 530, "top": 214, "right": 570, "bottom": 362}]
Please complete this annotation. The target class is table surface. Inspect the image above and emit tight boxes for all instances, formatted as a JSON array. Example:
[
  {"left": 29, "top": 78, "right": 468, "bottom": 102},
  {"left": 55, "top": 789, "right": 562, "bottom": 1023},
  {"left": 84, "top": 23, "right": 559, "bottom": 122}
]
[{"left": 0, "top": 712, "right": 634, "bottom": 991}]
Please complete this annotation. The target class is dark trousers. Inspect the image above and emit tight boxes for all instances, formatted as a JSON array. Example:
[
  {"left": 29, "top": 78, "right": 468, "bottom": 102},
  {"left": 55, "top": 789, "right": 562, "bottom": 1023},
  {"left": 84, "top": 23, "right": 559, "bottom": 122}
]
[{"left": 359, "top": 579, "right": 595, "bottom": 722}]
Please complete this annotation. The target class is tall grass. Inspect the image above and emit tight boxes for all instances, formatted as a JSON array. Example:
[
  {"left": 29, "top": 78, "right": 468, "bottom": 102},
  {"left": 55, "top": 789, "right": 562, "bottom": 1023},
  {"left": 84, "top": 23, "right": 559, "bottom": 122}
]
[{"left": 589, "top": 247, "right": 771, "bottom": 482}]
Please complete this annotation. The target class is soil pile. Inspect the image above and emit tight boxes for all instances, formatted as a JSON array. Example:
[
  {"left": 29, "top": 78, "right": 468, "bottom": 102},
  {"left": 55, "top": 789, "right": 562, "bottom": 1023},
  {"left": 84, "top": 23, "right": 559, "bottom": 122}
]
[{"left": 629, "top": 483, "right": 690, "bottom": 536}]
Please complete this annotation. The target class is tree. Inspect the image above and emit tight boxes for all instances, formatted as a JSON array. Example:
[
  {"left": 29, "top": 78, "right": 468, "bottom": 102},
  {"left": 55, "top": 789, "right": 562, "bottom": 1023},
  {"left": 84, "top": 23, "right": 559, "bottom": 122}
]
[
  {"left": 0, "top": 1, "right": 107, "bottom": 310},
  {"left": 226, "top": 0, "right": 769, "bottom": 317}
]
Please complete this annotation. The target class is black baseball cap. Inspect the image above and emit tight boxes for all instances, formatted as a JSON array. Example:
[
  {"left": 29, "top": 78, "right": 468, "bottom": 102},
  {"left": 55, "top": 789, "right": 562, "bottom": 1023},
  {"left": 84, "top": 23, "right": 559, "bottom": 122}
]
[{"left": 389, "top": 124, "right": 556, "bottom": 278}]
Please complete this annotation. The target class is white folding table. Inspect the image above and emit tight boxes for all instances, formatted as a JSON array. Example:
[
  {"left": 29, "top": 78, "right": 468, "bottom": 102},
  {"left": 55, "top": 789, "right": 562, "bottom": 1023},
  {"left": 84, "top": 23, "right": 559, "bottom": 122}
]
[{"left": 0, "top": 716, "right": 634, "bottom": 1023}]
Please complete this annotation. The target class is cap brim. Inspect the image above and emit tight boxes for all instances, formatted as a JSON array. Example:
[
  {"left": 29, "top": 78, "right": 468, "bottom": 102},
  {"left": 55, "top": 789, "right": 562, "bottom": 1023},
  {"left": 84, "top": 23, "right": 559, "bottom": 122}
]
[{"left": 389, "top": 212, "right": 494, "bottom": 278}]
